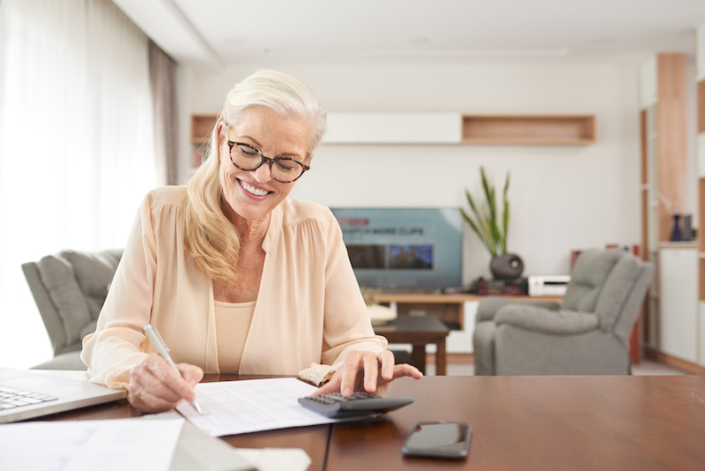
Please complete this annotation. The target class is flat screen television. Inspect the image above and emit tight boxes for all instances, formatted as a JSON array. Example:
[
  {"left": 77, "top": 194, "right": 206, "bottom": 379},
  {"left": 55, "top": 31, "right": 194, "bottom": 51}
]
[{"left": 330, "top": 208, "right": 463, "bottom": 290}]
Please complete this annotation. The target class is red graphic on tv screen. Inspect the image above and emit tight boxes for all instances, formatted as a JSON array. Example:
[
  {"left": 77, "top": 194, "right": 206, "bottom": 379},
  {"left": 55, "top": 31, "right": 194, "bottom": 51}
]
[{"left": 338, "top": 218, "right": 369, "bottom": 226}]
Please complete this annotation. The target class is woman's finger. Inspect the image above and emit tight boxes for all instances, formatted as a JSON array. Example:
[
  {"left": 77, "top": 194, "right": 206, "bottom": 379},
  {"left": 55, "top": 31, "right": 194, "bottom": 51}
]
[
  {"left": 128, "top": 385, "right": 180, "bottom": 413},
  {"left": 339, "top": 352, "right": 362, "bottom": 397},
  {"left": 392, "top": 363, "right": 423, "bottom": 379},
  {"left": 143, "top": 354, "right": 196, "bottom": 402},
  {"left": 130, "top": 364, "right": 183, "bottom": 404},
  {"left": 361, "top": 353, "right": 380, "bottom": 393},
  {"left": 129, "top": 354, "right": 197, "bottom": 408},
  {"left": 313, "top": 375, "right": 341, "bottom": 396},
  {"left": 378, "top": 350, "right": 395, "bottom": 381},
  {"left": 178, "top": 363, "right": 204, "bottom": 387}
]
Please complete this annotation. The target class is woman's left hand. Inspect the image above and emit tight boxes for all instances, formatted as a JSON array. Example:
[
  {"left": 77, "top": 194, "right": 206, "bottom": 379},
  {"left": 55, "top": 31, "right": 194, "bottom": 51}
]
[{"left": 314, "top": 350, "right": 423, "bottom": 397}]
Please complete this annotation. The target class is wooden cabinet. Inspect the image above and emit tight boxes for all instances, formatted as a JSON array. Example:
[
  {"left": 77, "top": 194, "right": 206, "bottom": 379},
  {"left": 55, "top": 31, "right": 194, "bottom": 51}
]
[
  {"left": 639, "top": 53, "right": 689, "bottom": 356},
  {"left": 659, "top": 247, "right": 698, "bottom": 362}
]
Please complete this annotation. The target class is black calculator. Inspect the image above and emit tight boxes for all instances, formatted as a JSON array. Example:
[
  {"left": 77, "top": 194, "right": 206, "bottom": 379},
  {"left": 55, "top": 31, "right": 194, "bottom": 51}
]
[{"left": 298, "top": 391, "right": 414, "bottom": 418}]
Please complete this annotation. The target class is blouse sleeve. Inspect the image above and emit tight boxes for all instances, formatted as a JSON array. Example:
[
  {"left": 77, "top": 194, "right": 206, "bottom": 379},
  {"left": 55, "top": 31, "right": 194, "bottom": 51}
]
[
  {"left": 320, "top": 213, "right": 388, "bottom": 366},
  {"left": 81, "top": 193, "right": 157, "bottom": 388}
]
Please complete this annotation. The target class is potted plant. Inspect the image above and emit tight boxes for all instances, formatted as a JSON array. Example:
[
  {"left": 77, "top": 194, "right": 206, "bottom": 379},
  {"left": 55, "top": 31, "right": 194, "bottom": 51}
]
[{"left": 461, "top": 167, "right": 524, "bottom": 280}]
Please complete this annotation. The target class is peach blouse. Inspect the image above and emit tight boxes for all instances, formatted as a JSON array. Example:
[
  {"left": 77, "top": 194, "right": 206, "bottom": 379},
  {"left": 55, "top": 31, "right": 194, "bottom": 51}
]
[
  {"left": 215, "top": 300, "right": 255, "bottom": 374},
  {"left": 81, "top": 186, "right": 387, "bottom": 387}
]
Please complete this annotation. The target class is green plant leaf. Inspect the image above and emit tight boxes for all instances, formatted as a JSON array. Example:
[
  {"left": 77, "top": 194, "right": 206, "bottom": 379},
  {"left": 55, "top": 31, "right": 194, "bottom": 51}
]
[
  {"left": 465, "top": 190, "right": 494, "bottom": 251},
  {"left": 465, "top": 189, "right": 479, "bottom": 216},
  {"left": 501, "top": 171, "right": 510, "bottom": 254},
  {"left": 480, "top": 202, "right": 498, "bottom": 257},
  {"left": 462, "top": 167, "right": 511, "bottom": 259},
  {"left": 502, "top": 200, "right": 509, "bottom": 254},
  {"left": 461, "top": 208, "right": 491, "bottom": 253}
]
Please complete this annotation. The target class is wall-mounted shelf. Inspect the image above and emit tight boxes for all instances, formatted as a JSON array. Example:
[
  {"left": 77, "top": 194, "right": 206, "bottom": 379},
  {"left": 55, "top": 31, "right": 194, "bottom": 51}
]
[
  {"left": 324, "top": 113, "right": 462, "bottom": 144},
  {"left": 461, "top": 115, "right": 596, "bottom": 145},
  {"left": 190, "top": 114, "right": 218, "bottom": 144},
  {"left": 193, "top": 112, "right": 596, "bottom": 146}
]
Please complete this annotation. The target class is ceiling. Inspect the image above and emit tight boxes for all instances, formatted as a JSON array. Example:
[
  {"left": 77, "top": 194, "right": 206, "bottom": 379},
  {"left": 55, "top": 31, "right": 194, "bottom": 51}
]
[{"left": 113, "top": 0, "right": 705, "bottom": 69}]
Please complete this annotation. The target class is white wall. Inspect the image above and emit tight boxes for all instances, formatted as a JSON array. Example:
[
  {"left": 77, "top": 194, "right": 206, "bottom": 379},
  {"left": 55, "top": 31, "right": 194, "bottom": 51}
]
[{"left": 179, "top": 62, "right": 641, "bottom": 283}]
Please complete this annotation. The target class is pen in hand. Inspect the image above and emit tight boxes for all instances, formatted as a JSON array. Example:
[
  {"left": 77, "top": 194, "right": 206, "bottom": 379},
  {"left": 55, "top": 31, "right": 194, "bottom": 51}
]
[{"left": 143, "top": 324, "right": 203, "bottom": 415}]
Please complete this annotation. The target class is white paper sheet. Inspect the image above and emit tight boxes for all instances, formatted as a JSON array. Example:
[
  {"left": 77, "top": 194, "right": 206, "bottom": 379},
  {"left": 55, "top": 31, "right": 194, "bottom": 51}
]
[
  {"left": 0, "top": 418, "right": 183, "bottom": 471},
  {"left": 176, "top": 378, "right": 338, "bottom": 437}
]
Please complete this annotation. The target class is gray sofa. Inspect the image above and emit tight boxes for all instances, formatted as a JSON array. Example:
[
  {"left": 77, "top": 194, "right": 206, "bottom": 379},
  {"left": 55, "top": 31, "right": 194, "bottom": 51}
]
[
  {"left": 473, "top": 249, "right": 653, "bottom": 375},
  {"left": 22, "top": 249, "right": 123, "bottom": 370}
]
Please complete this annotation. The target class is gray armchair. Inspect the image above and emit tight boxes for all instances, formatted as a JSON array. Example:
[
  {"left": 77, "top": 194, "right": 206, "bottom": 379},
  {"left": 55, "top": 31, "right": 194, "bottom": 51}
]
[
  {"left": 22, "top": 249, "right": 123, "bottom": 370},
  {"left": 473, "top": 249, "right": 653, "bottom": 376}
]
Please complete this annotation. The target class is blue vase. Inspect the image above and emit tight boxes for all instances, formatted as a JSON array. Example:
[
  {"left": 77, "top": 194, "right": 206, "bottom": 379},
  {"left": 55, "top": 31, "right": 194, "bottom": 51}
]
[{"left": 670, "top": 214, "right": 682, "bottom": 242}]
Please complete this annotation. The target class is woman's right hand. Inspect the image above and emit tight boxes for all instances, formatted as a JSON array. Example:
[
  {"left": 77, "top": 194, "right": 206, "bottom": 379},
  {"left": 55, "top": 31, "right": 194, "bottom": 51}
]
[{"left": 127, "top": 353, "right": 204, "bottom": 413}]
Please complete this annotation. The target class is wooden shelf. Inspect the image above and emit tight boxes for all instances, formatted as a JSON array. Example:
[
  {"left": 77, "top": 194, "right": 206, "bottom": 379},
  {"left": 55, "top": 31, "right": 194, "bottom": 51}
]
[
  {"left": 461, "top": 115, "right": 595, "bottom": 145},
  {"left": 191, "top": 114, "right": 218, "bottom": 145},
  {"left": 195, "top": 112, "right": 597, "bottom": 146}
]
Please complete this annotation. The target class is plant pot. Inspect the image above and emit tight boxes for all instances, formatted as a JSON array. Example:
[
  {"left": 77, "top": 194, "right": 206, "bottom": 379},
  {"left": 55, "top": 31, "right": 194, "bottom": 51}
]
[{"left": 490, "top": 253, "right": 524, "bottom": 280}]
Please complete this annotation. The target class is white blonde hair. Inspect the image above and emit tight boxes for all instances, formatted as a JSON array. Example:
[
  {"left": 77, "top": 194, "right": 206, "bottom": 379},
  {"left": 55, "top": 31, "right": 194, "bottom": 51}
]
[{"left": 182, "top": 70, "right": 327, "bottom": 283}]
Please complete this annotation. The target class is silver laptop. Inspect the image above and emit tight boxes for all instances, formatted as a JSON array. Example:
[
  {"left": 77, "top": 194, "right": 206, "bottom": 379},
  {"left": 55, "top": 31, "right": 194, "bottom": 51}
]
[{"left": 0, "top": 368, "right": 127, "bottom": 423}]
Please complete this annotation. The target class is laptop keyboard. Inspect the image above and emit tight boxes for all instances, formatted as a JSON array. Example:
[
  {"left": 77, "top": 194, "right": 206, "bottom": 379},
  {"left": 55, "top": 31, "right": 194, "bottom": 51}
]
[{"left": 0, "top": 386, "right": 57, "bottom": 410}]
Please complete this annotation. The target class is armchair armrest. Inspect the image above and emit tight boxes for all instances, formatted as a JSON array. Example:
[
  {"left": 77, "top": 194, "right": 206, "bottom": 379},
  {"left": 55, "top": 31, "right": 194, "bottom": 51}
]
[
  {"left": 476, "top": 297, "right": 561, "bottom": 324},
  {"left": 495, "top": 304, "right": 599, "bottom": 335}
]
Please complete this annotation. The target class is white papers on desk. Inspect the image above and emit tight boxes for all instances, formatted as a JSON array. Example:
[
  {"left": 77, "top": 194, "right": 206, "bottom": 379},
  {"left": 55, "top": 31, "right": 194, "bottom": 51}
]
[
  {"left": 177, "top": 378, "right": 337, "bottom": 437},
  {"left": 0, "top": 418, "right": 183, "bottom": 471}
]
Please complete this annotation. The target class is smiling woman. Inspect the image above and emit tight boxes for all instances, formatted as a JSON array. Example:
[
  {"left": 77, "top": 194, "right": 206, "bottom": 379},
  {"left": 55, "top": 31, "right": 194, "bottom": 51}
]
[{"left": 81, "top": 70, "right": 422, "bottom": 413}]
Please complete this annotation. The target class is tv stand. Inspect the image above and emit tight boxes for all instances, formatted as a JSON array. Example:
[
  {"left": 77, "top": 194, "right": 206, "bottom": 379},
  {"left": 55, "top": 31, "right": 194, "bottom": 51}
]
[
  {"left": 370, "top": 292, "right": 563, "bottom": 356},
  {"left": 367, "top": 286, "right": 444, "bottom": 295}
]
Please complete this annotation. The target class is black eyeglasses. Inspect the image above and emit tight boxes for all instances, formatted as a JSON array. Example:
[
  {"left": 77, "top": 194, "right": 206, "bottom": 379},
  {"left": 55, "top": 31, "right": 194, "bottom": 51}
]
[{"left": 226, "top": 140, "right": 310, "bottom": 183}]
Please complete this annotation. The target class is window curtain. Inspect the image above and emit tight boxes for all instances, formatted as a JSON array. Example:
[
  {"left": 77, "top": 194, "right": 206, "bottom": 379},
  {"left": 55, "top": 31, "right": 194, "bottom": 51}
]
[
  {"left": 149, "top": 40, "right": 180, "bottom": 186},
  {"left": 0, "top": 0, "right": 157, "bottom": 367}
]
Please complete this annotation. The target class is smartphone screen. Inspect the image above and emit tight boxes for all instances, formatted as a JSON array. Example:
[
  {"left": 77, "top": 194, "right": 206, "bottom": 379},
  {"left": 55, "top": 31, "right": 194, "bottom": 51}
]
[{"left": 402, "top": 421, "right": 472, "bottom": 459}]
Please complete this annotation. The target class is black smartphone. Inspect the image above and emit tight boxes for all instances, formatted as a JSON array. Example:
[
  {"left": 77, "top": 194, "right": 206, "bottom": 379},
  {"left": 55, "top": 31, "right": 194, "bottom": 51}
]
[{"left": 402, "top": 421, "right": 472, "bottom": 459}]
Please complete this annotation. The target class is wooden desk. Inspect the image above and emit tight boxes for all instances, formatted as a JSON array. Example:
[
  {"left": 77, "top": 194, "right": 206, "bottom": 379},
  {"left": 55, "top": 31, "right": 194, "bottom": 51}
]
[
  {"left": 374, "top": 316, "right": 449, "bottom": 375},
  {"left": 327, "top": 375, "right": 705, "bottom": 470},
  {"left": 38, "top": 375, "right": 705, "bottom": 470}
]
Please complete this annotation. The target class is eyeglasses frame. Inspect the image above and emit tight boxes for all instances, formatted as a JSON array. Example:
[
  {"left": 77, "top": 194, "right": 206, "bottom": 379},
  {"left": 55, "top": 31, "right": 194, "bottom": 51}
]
[{"left": 226, "top": 139, "right": 310, "bottom": 184}]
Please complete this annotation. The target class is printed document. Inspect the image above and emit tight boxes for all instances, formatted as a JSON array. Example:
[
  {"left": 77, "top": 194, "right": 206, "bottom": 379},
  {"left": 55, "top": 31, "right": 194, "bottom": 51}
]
[
  {"left": 0, "top": 418, "right": 183, "bottom": 471},
  {"left": 176, "top": 378, "right": 338, "bottom": 436}
]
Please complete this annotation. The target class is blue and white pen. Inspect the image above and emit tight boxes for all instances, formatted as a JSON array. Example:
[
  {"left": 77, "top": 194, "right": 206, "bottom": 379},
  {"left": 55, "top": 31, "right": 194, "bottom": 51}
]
[{"left": 143, "top": 324, "right": 202, "bottom": 415}]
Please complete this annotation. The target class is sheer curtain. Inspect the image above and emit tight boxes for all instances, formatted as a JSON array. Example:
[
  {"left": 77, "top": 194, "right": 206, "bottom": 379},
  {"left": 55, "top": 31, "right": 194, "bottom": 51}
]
[
  {"left": 0, "top": 0, "right": 157, "bottom": 368},
  {"left": 150, "top": 40, "right": 180, "bottom": 186}
]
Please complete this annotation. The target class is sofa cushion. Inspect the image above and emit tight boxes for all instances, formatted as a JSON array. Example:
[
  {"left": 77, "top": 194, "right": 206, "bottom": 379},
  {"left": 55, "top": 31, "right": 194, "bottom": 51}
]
[
  {"left": 36, "top": 249, "right": 122, "bottom": 347},
  {"left": 495, "top": 304, "right": 599, "bottom": 335},
  {"left": 37, "top": 255, "right": 93, "bottom": 347},
  {"left": 60, "top": 249, "right": 122, "bottom": 320},
  {"left": 562, "top": 249, "right": 624, "bottom": 313},
  {"left": 594, "top": 256, "right": 642, "bottom": 332}
]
